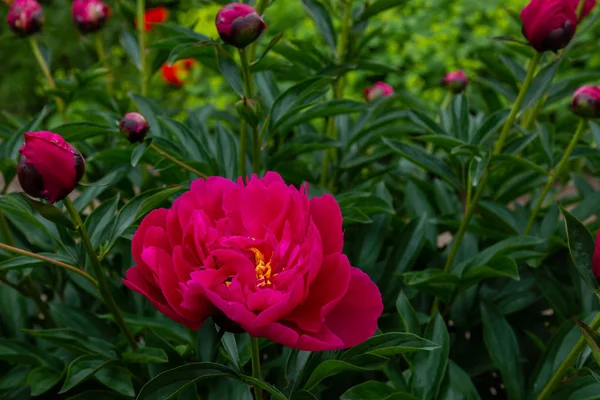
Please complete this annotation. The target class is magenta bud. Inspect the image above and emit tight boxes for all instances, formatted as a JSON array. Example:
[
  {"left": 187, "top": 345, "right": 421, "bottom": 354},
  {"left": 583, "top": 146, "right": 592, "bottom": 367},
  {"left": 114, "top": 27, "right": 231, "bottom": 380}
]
[
  {"left": 72, "top": 0, "right": 111, "bottom": 34},
  {"left": 119, "top": 112, "right": 150, "bottom": 143},
  {"left": 571, "top": 86, "right": 600, "bottom": 119},
  {"left": 443, "top": 70, "right": 468, "bottom": 94},
  {"left": 18, "top": 131, "right": 85, "bottom": 204},
  {"left": 7, "top": 0, "right": 44, "bottom": 36},
  {"left": 520, "top": 0, "right": 577, "bottom": 52},
  {"left": 363, "top": 82, "right": 394, "bottom": 103},
  {"left": 216, "top": 3, "right": 266, "bottom": 49}
]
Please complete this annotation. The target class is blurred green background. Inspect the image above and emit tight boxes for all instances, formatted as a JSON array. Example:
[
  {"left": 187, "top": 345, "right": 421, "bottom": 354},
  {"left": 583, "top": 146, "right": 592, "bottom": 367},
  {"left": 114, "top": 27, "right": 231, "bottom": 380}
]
[{"left": 0, "top": 0, "right": 588, "bottom": 121}]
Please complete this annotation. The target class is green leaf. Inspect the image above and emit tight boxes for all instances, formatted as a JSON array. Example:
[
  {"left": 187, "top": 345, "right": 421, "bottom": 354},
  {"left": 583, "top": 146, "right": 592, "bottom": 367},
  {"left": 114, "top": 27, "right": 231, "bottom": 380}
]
[
  {"left": 130, "top": 94, "right": 164, "bottom": 138},
  {"left": 461, "top": 256, "right": 520, "bottom": 283},
  {"left": 304, "top": 356, "right": 388, "bottom": 391},
  {"left": 214, "top": 123, "right": 238, "bottom": 181},
  {"left": 122, "top": 347, "right": 168, "bottom": 364},
  {"left": 408, "top": 109, "right": 449, "bottom": 136},
  {"left": 84, "top": 194, "right": 120, "bottom": 249},
  {"left": 28, "top": 366, "right": 63, "bottom": 396},
  {"left": 0, "top": 253, "right": 76, "bottom": 272},
  {"left": 134, "top": 186, "right": 185, "bottom": 222},
  {"left": 440, "top": 361, "right": 481, "bottom": 400},
  {"left": 560, "top": 206, "right": 598, "bottom": 290},
  {"left": 341, "top": 332, "right": 439, "bottom": 361},
  {"left": 121, "top": 31, "right": 141, "bottom": 70},
  {"left": 493, "top": 154, "right": 549, "bottom": 176},
  {"left": 59, "top": 355, "right": 114, "bottom": 393},
  {"left": 19, "top": 195, "right": 75, "bottom": 229},
  {"left": 221, "top": 333, "right": 240, "bottom": 371},
  {"left": 340, "top": 381, "right": 418, "bottom": 400},
  {"left": 278, "top": 100, "right": 367, "bottom": 133},
  {"left": 396, "top": 292, "right": 421, "bottom": 335},
  {"left": 471, "top": 109, "right": 510, "bottom": 145},
  {"left": 131, "top": 139, "right": 151, "bottom": 167},
  {"left": 0, "top": 339, "right": 62, "bottom": 368},
  {"left": 216, "top": 47, "right": 243, "bottom": 96},
  {"left": 136, "top": 362, "right": 236, "bottom": 400},
  {"left": 53, "top": 122, "right": 119, "bottom": 142},
  {"left": 403, "top": 270, "right": 459, "bottom": 301},
  {"left": 302, "top": 0, "right": 336, "bottom": 51},
  {"left": 95, "top": 366, "right": 134, "bottom": 397},
  {"left": 521, "top": 59, "right": 560, "bottom": 111},
  {"left": 574, "top": 318, "right": 600, "bottom": 368},
  {"left": 270, "top": 77, "right": 331, "bottom": 133},
  {"left": 383, "top": 138, "right": 462, "bottom": 190},
  {"left": 357, "top": 0, "right": 407, "bottom": 22},
  {"left": 480, "top": 302, "right": 524, "bottom": 400},
  {"left": 239, "top": 375, "right": 289, "bottom": 400},
  {"left": 22, "top": 328, "right": 116, "bottom": 359},
  {"left": 411, "top": 313, "right": 450, "bottom": 399}
]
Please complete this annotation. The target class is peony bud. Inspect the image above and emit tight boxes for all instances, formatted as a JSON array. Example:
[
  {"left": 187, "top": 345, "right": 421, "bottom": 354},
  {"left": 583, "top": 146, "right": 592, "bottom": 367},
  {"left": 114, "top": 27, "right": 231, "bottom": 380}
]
[
  {"left": 72, "top": 0, "right": 111, "bottom": 34},
  {"left": 161, "top": 58, "right": 196, "bottom": 87},
  {"left": 235, "top": 97, "right": 261, "bottom": 127},
  {"left": 571, "top": 0, "right": 597, "bottom": 20},
  {"left": 18, "top": 132, "right": 85, "bottom": 204},
  {"left": 571, "top": 86, "right": 600, "bottom": 118},
  {"left": 216, "top": 3, "right": 266, "bottom": 49},
  {"left": 119, "top": 112, "right": 150, "bottom": 143},
  {"left": 6, "top": 0, "right": 44, "bottom": 36},
  {"left": 443, "top": 70, "right": 469, "bottom": 94},
  {"left": 136, "top": 6, "right": 169, "bottom": 32},
  {"left": 363, "top": 82, "right": 394, "bottom": 103},
  {"left": 520, "top": 0, "right": 577, "bottom": 52}
]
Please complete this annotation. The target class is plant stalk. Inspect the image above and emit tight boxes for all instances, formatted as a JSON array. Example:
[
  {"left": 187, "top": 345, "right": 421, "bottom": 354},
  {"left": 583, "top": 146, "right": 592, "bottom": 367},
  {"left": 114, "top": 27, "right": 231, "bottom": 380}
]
[
  {"left": 239, "top": 48, "right": 260, "bottom": 174},
  {"left": 432, "top": 52, "right": 542, "bottom": 314},
  {"left": 149, "top": 143, "right": 207, "bottom": 178},
  {"left": 321, "top": 0, "right": 353, "bottom": 189},
  {"left": 137, "top": 0, "right": 147, "bottom": 96},
  {"left": 524, "top": 119, "right": 586, "bottom": 234},
  {"left": 249, "top": 336, "right": 264, "bottom": 400},
  {"left": 537, "top": 311, "right": 600, "bottom": 400},
  {"left": 0, "top": 242, "right": 98, "bottom": 286},
  {"left": 63, "top": 198, "right": 137, "bottom": 349},
  {"left": 95, "top": 32, "right": 113, "bottom": 94},
  {"left": 29, "top": 37, "right": 67, "bottom": 122}
]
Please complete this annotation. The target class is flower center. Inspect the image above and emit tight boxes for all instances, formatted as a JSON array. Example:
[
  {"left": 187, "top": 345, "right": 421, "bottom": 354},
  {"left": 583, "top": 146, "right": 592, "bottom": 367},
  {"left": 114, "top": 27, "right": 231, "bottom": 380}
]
[{"left": 251, "top": 248, "right": 275, "bottom": 288}]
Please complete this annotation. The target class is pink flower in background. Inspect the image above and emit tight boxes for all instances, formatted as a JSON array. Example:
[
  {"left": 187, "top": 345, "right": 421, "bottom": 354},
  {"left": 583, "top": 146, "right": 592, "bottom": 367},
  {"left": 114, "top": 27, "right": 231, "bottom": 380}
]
[
  {"left": 216, "top": 3, "right": 266, "bottom": 48},
  {"left": 6, "top": 0, "right": 44, "bottom": 35},
  {"left": 18, "top": 132, "right": 85, "bottom": 203},
  {"left": 520, "top": 0, "right": 577, "bottom": 52},
  {"left": 72, "top": 0, "right": 111, "bottom": 34},
  {"left": 123, "top": 173, "right": 383, "bottom": 351},
  {"left": 443, "top": 70, "right": 468, "bottom": 94},
  {"left": 363, "top": 82, "right": 394, "bottom": 103}
]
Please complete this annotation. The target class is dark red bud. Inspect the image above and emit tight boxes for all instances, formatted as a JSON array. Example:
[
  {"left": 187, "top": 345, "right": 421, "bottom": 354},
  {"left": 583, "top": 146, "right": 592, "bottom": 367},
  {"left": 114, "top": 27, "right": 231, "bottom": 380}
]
[
  {"left": 119, "top": 112, "right": 150, "bottom": 143},
  {"left": 216, "top": 3, "right": 266, "bottom": 49},
  {"left": 7, "top": 0, "right": 44, "bottom": 36},
  {"left": 571, "top": 86, "right": 600, "bottom": 118}
]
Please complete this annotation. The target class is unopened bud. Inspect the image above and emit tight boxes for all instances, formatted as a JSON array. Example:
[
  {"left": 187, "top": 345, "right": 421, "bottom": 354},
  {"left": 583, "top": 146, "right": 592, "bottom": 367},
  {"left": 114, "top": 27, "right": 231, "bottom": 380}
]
[{"left": 119, "top": 112, "right": 150, "bottom": 143}]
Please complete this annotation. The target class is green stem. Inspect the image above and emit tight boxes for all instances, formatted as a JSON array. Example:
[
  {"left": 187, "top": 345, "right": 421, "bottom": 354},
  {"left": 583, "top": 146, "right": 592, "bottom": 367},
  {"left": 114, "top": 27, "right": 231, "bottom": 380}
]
[
  {"left": 249, "top": 336, "right": 263, "bottom": 400},
  {"left": 29, "top": 37, "right": 67, "bottom": 122},
  {"left": 577, "top": 0, "right": 587, "bottom": 17},
  {"left": 239, "top": 48, "right": 260, "bottom": 175},
  {"left": 63, "top": 198, "right": 137, "bottom": 349},
  {"left": 149, "top": 144, "right": 207, "bottom": 178},
  {"left": 95, "top": 33, "right": 113, "bottom": 94},
  {"left": 137, "top": 0, "right": 147, "bottom": 96},
  {"left": 434, "top": 52, "right": 542, "bottom": 312},
  {"left": 321, "top": 0, "right": 353, "bottom": 189},
  {"left": 0, "top": 242, "right": 98, "bottom": 286},
  {"left": 525, "top": 119, "right": 586, "bottom": 235},
  {"left": 239, "top": 123, "right": 248, "bottom": 178},
  {"left": 537, "top": 312, "right": 600, "bottom": 400}
]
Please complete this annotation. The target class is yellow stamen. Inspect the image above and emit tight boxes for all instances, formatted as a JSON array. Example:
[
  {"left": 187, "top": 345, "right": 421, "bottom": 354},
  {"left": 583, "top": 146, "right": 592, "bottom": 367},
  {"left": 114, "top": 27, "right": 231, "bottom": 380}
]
[{"left": 251, "top": 247, "right": 276, "bottom": 288}]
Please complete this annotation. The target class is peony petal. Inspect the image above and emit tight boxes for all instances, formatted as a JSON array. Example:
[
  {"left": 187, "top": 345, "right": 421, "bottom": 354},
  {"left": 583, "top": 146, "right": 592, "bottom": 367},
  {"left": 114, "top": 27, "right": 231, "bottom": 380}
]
[
  {"left": 323, "top": 267, "right": 383, "bottom": 348},
  {"left": 310, "top": 194, "right": 343, "bottom": 256}
]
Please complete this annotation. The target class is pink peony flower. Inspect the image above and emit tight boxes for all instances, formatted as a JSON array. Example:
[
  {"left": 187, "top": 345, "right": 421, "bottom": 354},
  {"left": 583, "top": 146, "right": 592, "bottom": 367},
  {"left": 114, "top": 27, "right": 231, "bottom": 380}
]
[
  {"left": 123, "top": 172, "right": 383, "bottom": 351},
  {"left": 571, "top": 85, "right": 600, "bottom": 118},
  {"left": 72, "top": 0, "right": 111, "bottom": 34},
  {"left": 6, "top": 0, "right": 44, "bottom": 35},
  {"left": 520, "top": 0, "right": 577, "bottom": 52},
  {"left": 363, "top": 82, "right": 394, "bottom": 103},
  {"left": 18, "top": 131, "right": 85, "bottom": 204},
  {"left": 216, "top": 3, "right": 266, "bottom": 48},
  {"left": 443, "top": 70, "right": 468, "bottom": 94}
]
